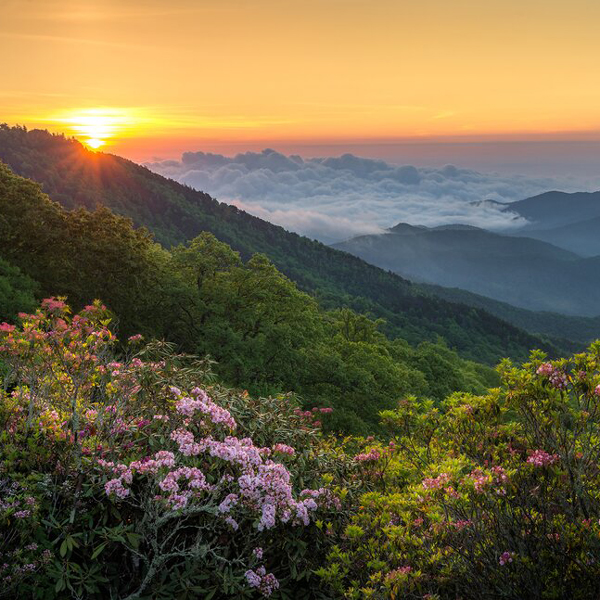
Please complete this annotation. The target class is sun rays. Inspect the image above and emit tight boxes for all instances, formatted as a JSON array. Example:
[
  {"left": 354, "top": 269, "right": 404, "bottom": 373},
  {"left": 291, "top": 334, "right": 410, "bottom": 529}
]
[{"left": 55, "top": 108, "right": 136, "bottom": 150}]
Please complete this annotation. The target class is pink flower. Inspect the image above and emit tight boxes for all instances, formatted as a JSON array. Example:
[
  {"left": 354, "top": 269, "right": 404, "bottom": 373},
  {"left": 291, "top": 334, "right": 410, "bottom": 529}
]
[
  {"left": 527, "top": 449, "right": 559, "bottom": 467},
  {"left": 245, "top": 566, "right": 280, "bottom": 597},
  {"left": 467, "top": 470, "right": 489, "bottom": 493},
  {"left": 170, "top": 428, "right": 202, "bottom": 456},
  {"left": 451, "top": 519, "right": 472, "bottom": 531},
  {"left": 499, "top": 551, "right": 514, "bottom": 566},
  {"left": 105, "top": 478, "right": 130, "bottom": 499},
  {"left": 549, "top": 371, "right": 568, "bottom": 390},
  {"left": 175, "top": 389, "right": 236, "bottom": 430},
  {"left": 273, "top": 443, "right": 295, "bottom": 456},
  {"left": 219, "top": 494, "right": 239, "bottom": 514},
  {"left": 536, "top": 363, "right": 568, "bottom": 389},
  {"left": 245, "top": 569, "right": 262, "bottom": 588},
  {"left": 422, "top": 472, "right": 451, "bottom": 490},
  {"left": 354, "top": 449, "right": 381, "bottom": 463},
  {"left": 537, "top": 363, "right": 554, "bottom": 376},
  {"left": 491, "top": 465, "right": 508, "bottom": 483},
  {"left": 159, "top": 467, "right": 210, "bottom": 499},
  {"left": 385, "top": 566, "right": 412, "bottom": 584},
  {"left": 41, "top": 297, "right": 67, "bottom": 313}
]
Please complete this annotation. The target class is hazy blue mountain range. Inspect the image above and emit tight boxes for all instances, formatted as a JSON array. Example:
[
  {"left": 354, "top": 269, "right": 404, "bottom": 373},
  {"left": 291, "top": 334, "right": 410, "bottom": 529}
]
[
  {"left": 509, "top": 190, "right": 600, "bottom": 230},
  {"left": 503, "top": 190, "right": 600, "bottom": 256},
  {"left": 333, "top": 223, "right": 600, "bottom": 316},
  {"left": 512, "top": 216, "right": 600, "bottom": 257}
]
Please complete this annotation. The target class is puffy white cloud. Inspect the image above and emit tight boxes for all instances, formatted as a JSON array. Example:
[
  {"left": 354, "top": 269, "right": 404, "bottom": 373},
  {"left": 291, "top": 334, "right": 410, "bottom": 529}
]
[{"left": 145, "top": 148, "right": 598, "bottom": 243}]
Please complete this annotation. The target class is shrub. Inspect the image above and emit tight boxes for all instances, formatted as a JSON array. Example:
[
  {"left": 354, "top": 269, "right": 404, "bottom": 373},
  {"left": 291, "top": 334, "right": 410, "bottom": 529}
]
[
  {"left": 0, "top": 299, "right": 356, "bottom": 598},
  {"left": 319, "top": 346, "right": 600, "bottom": 600}
]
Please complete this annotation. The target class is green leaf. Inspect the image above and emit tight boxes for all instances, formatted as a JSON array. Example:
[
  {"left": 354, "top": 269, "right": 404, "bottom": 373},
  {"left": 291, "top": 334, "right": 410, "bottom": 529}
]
[
  {"left": 126, "top": 532, "right": 141, "bottom": 549},
  {"left": 91, "top": 542, "right": 108, "bottom": 559}
]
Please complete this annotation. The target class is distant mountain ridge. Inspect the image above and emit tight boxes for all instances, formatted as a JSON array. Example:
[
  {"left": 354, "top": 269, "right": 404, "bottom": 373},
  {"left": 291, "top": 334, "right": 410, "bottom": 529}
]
[
  {"left": 500, "top": 190, "right": 600, "bottom": 256},
  {"left": 509, "top": 190, "right": 600, "bottom": 231},
  {"left": 333, "top": 222, "right": 600, "bottom": 316},
  {"left": 512, "top": 215, "right": 600, "bottom": 257}
]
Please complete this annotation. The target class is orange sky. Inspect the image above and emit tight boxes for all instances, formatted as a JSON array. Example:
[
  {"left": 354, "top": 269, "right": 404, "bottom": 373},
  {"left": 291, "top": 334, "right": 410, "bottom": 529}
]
[{"left": 2, "top": 0, "right": 600, "bottom": 159}]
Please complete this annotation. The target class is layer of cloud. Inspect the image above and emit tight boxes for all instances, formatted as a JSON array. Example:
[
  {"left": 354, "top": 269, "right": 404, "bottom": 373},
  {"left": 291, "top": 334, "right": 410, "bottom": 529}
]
[{"left": 146, "top": 149, "right": 597, "bottom": 243}]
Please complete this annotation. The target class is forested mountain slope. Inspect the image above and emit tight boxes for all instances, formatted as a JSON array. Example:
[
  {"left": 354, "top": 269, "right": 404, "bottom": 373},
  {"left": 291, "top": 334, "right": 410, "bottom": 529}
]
[
  {"left": 420, "top": 283, "right": 600, "bottom": 348},
  {"left": 0, "top": 161, "right": 503, "bottom": 433},
  {"left": 0, "top": 124, "right": 557, "bottom": 363}
]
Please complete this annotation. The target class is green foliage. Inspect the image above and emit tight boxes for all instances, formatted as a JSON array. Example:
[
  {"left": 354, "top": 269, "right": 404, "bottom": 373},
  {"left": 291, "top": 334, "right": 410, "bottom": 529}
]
[
  {"left": 165, "top": 235, "right": 498, "bottom": 432},
  {"left": 0, "top": 161, "right": 175, "bottom": 339},
  {"left": 3, "top": 304, "right": 600, "bottom": 599},
  {"left": 319, "top": 345, "right": 600, "bottom": 599},
  {"left": 3, "top": 125, "right": 599, "bottom": 600},
  {"left": 0, "top": 257, "right": 36, "bottom": 321}
]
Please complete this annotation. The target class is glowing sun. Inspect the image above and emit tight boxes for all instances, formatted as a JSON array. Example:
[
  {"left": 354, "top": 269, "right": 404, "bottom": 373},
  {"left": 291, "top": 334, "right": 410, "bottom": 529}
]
[{"left": 57, "top": 108, "right": 133, "bottom": 150}]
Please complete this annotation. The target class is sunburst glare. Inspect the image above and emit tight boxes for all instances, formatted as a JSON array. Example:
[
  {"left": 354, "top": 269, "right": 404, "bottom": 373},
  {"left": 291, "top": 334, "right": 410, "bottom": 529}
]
[{"left": 56, "top": 108, "right": 135, "bottom": 150}]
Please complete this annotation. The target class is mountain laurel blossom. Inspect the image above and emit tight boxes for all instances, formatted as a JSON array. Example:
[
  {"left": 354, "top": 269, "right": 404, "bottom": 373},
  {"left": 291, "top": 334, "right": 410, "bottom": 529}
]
[
  {"left": 354, "top": 449, "right": 381, "bottom": 462},
  {"left": 244, "top": 566, "right": 280, "bottom": 597},
  {"left": 549, "top": 371, "right": 568, "bottom": 389},
  {"left": 385, "top": 566, "right": 412, "bottom": 584},
  {"left": 527, "top": 449, "right": 559, "bottom": 467},
  {"left": 536, "top": 362, "right": 568, "bottom": 389},
  {"left": 1, "top": 300, "right": 341, "bottom": 598},
  {"left": 272, "top": 443, "right": 295, "bottom": 456},
  {"left": 536, "top": 363, "right": 554, "bottom": 376},
  {"left": 422, "top": 472, "right": 451, "bottom": 490},
  {"left": 99, "top": 388, "right": 330, "bottom": 530},
  {"left": 172, "top": 387, "right": 236, "bottom": 430},
  {"left": 468, "top": 470, "right": 490, "bottom": 493}
]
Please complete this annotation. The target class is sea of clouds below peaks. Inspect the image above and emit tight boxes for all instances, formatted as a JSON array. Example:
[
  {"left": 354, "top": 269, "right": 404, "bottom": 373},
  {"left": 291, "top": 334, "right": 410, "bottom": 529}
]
[{"left": 146, "top": 149, "right": 599, "bottom": 244}]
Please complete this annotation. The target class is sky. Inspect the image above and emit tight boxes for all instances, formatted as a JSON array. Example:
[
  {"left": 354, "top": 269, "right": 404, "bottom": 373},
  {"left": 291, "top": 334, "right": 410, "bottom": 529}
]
[
  {"left": 3, "top": 0, "right": 600, "bottom": 166},
  {"left": 3, "top": 0, "right": 600, "bottom": 241}
]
